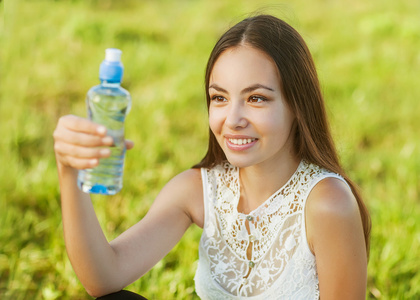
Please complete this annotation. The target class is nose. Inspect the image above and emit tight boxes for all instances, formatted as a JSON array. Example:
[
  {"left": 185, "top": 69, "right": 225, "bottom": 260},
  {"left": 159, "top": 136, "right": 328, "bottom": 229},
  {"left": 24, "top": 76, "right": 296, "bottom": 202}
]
[{"left": 225, "top": 101, "right": 248, "bottom": 129}]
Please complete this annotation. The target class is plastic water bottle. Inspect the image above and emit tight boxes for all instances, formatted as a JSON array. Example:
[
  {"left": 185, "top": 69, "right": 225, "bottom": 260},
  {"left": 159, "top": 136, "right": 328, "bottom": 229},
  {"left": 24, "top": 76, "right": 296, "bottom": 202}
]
[{"left": 78, "top": 48, "right": 131, "bottom": 195}]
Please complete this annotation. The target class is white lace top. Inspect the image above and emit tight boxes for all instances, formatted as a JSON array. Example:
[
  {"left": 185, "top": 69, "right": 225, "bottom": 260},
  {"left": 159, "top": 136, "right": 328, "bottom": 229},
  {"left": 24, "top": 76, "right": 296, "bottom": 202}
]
[{"left": 194, "top": 160, "right": 347, "bottom": 299}]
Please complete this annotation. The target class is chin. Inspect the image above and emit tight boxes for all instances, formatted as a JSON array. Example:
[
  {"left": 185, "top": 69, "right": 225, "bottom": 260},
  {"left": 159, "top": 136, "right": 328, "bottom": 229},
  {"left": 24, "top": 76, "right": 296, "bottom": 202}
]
[{"left": 224, "top": 156, "right": 256, "bottom": 169}]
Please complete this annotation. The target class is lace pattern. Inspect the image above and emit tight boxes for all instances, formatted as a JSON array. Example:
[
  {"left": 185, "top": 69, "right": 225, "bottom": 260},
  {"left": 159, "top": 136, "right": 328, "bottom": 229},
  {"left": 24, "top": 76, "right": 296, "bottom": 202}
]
[{"left": 195, "top": 160, "right": 345, "bottom": 299}]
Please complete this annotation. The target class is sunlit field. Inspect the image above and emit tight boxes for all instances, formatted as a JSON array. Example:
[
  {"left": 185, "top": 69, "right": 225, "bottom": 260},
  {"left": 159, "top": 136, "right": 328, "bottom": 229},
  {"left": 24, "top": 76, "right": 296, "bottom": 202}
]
[{"left": 1, "top": 0, "right": 419, "bottom": 299}]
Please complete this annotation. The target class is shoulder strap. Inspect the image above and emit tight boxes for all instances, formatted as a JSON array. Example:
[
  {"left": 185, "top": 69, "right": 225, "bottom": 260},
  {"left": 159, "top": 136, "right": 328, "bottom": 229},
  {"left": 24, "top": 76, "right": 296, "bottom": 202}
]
[{"left": 200, "top": 168, "right": 210, "bottom": 227}]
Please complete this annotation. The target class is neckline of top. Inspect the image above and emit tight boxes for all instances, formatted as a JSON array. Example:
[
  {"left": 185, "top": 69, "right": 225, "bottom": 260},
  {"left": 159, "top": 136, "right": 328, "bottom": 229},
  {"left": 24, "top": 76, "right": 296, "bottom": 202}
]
[{"left": 234, "top": 160, "right": 306, "bottom": 217}]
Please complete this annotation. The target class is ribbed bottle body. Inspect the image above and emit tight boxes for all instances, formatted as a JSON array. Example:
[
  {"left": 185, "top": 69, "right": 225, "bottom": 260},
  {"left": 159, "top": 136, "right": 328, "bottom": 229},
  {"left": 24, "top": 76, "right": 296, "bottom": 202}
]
[{"left": 78, "top": 83, "right": 131, "bottom": 195}]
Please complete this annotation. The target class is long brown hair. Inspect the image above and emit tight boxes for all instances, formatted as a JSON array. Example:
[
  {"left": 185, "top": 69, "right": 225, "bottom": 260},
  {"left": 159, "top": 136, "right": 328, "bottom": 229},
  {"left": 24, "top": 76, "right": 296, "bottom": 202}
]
[{"left": 193, "top": 14, "right": 371, "bottom": 254}]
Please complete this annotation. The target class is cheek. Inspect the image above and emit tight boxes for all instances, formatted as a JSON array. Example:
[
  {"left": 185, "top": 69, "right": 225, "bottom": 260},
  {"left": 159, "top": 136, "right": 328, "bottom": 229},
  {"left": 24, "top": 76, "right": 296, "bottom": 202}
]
[
  {"left": 252, "top": 111, "right": 280, "bottom": 132},
  {"left": 259, "top": 111, "right": 293, "bottom": 138},
  {"left": 208, "top": 107, "right": 223, "bottom": 134}
]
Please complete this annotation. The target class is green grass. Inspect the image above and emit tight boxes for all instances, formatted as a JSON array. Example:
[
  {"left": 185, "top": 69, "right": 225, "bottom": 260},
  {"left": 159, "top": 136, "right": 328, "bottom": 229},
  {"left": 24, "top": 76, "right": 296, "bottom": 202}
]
[{"left": 1, "top": 0, "right": 419, "bottom": 299}]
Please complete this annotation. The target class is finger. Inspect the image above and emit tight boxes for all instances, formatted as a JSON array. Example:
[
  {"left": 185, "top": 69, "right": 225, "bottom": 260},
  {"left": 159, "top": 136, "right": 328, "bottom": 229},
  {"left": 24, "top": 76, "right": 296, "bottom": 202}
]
[
  {"left": 125, "top": 139, "right": 135, "bottom": 150},
  {"left": 55, "top": 141, "right": 111, "bottom": 159},
  {"left": 58, "top": 115, "right": 107, "bottom": 136},
  {"left": 54, "top": 126, "right": 113, "bottom": 147},
  {"left": 64, "top": 156, "right": 100, "bottom": 170}
]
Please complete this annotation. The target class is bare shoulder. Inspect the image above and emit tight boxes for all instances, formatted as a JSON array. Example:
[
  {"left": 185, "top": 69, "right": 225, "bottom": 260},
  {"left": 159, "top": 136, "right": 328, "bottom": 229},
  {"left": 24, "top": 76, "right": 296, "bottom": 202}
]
[
  {"left": 154, "top": 168, "right": 204, "bottom": 228},
  {"left": 306, "top": 177, "right": 364, "bottom": 253},
  {"left": 306, "top": 177, "right": 359, "bottom": 220},
  {"left": 306, "top": 177, "right": 367, "bottom": 298},
  {"left": 164, "top": 168, "right": 203, "bottom": 199}
]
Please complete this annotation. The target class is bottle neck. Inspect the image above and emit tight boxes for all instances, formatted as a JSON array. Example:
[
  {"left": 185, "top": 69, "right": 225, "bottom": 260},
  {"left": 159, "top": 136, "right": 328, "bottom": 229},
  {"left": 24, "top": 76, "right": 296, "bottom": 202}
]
[{"left": 100, "top": 80, "right": 121, "bottom": 87}]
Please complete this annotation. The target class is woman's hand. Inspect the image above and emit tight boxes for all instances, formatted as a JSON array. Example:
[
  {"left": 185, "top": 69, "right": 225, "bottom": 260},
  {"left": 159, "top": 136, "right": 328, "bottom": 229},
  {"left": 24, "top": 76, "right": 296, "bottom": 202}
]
[{"left": 53, "top": 115, "right": 134, "bottom": 170}]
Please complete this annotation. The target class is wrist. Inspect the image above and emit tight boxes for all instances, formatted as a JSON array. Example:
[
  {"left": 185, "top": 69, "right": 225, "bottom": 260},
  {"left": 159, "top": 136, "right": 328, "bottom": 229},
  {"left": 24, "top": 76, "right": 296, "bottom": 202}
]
[{"left": 56, "top": 160, "right": 78, "bottom": 179}]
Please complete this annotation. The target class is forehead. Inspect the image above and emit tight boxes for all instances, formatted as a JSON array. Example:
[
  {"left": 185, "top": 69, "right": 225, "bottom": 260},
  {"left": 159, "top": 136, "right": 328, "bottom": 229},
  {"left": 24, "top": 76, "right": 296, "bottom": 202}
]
[{"left": 210, "top": 45, "right": 281, "bottom": 88}]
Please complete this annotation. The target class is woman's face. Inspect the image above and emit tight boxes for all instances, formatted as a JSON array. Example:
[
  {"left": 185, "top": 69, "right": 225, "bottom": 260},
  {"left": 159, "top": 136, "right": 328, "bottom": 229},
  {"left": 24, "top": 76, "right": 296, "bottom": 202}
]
[{"left": 208, "top": 45, "right": 296, "bottom": 169}]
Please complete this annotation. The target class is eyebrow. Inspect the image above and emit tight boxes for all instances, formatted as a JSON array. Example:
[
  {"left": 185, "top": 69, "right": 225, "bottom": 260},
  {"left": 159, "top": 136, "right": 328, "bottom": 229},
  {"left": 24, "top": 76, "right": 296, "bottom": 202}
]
[{"left": 209, "top": 83, "right": 275, "bottom": 94}]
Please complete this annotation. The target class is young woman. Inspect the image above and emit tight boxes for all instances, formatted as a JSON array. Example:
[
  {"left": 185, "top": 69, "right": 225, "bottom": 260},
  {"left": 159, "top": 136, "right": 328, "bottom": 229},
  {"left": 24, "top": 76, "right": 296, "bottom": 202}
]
[{"left": 53, "top": 14, "right": 370, "bottom": 300}]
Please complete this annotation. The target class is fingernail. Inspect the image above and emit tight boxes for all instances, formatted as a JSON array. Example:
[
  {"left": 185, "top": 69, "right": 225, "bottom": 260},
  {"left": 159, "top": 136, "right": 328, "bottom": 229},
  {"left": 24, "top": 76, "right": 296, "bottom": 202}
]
[
  {"left": 102, "top": 136, "right": 114, "bottom": 144},
  {"left": 97, "top": 126, "right": 106, "bottom": 134},
  {"left": 90, "top": 159, "right": 98, "bottom": 166},
  {"left": 100, "top": 149, "right": 111, "bottom": 156}
]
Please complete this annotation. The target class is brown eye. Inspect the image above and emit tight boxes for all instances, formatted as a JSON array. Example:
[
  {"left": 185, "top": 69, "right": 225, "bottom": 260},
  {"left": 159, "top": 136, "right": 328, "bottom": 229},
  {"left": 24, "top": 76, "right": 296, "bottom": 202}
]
[
  {"left": 248, "top": 95, "right": 267, "bottom": 103},
  {"left": 211, "top": 95, "right": 227, "bottom": 103}
]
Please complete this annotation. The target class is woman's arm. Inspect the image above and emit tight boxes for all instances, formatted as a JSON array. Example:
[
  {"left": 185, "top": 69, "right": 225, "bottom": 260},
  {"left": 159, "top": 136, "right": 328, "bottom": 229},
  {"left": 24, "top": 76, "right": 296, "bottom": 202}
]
[
  {"left": 306, "top": 177, "right": 367, "bottom": 300},
  {"left": 53, "top": 115, "right": 203, "bottom": 297}
]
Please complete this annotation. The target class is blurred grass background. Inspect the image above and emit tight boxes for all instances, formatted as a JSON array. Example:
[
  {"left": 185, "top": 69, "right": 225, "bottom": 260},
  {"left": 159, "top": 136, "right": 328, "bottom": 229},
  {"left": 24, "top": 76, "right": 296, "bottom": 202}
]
[{"left": 1, "top": 0, "right": 419, "bottom": 299}]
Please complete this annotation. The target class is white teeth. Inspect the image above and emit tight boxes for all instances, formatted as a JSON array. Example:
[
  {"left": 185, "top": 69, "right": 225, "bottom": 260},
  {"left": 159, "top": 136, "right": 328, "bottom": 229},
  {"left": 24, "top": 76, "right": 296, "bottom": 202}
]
[{"left": 229, "top": 138, "right": 255, "bottom": 145}]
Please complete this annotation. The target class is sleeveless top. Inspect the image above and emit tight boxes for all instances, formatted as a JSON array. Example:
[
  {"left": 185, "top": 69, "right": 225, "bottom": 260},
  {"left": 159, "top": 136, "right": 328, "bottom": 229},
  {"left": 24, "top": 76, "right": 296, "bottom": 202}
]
[{"left": 194, "top": 160, "right": 347, "bottom": 299}]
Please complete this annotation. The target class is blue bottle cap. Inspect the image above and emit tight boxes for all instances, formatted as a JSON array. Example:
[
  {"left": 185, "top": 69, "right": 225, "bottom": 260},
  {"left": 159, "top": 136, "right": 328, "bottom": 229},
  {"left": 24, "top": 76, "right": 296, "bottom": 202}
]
[{"left": 99, "top": 48, "right": 124, "bottom": 83}]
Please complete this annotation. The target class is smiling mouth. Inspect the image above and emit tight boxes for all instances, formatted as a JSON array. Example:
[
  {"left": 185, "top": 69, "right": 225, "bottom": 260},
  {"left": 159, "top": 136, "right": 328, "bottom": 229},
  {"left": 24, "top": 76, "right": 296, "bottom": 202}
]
[{"left": 228, "top": 138, "right": 257, "bottom": 145}]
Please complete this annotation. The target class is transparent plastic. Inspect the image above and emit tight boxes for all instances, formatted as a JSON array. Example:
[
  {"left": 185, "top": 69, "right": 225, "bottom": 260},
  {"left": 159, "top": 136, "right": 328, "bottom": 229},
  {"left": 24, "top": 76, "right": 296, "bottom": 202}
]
[{"left": 78, "top": 81, "right": 131, "bottom": 195}]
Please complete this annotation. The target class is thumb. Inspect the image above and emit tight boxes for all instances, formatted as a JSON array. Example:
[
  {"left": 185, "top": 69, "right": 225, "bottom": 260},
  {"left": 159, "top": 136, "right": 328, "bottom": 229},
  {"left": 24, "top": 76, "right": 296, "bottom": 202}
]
[{"left": 125, "top": 139, "right": 135, "bottom": 150}]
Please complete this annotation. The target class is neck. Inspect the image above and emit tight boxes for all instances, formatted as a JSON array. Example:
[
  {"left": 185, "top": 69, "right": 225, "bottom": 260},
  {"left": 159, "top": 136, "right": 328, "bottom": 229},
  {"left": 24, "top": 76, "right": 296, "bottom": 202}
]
[
  {"left": 101, "top": 80, "right": 121, "bottom": 87},
  {"left": 238, "top": 155, "right": 300, "bottom": 213}
]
